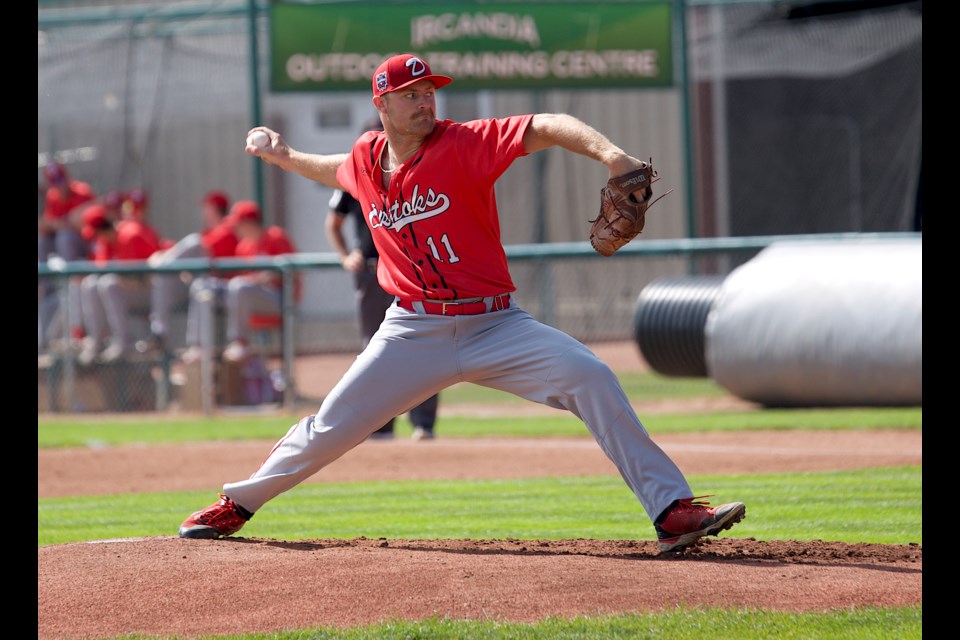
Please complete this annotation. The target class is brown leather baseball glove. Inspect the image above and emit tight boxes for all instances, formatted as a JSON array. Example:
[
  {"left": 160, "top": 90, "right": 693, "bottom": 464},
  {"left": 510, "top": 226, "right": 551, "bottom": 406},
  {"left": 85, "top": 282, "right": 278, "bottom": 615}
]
[{"left": 589, "top": 159, "right": 672, "bottom": 256}]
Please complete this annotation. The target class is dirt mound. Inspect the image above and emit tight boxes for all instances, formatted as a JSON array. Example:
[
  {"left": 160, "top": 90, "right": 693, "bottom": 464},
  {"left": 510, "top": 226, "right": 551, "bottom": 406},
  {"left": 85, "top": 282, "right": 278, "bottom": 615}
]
[{"left": 38, "top": 536, "right": 922, "bottom": 640}]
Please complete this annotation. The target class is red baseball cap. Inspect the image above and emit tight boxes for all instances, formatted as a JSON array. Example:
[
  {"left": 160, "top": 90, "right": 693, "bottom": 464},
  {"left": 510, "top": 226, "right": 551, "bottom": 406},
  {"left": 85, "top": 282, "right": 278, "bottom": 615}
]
[
  {"left": 44, "top": 162, "right": 67, "bottom": 185},
  {"left": 372, "top": 54, "right": 452, "bottom": 97},
  {"left": 81, "top": 205, "right": 111, "bottom": 241},
  {"left": 202, "top": 190, "right": 230, "bottom": 213},
  {"left": 228, "top": 200, "right": 261, "bottom": 225},
  {"left": 103, "top": 189, "right": 125, "bottom": 210},
  {"left": 127, "top": 188, "right": 148, "bottom": 207}
]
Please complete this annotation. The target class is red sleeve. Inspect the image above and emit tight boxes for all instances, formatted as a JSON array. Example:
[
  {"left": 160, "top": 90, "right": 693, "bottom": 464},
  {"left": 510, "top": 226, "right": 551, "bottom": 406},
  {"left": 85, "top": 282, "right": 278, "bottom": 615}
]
[
  {"left": 234, "top": 238, "right": 258, "bottom": 258},
  {"left": 114, "top": 221, "right": 160, "bottom": 260},
  {"left": 201, "top": 223, "right": 238, "bottom": 258},
  {"left": 454, "top": 115, "right": 534, "bottom": 186},
  {"left": 72, "top": 182, "right": 94, "bottom": 200},
  {"left": 42, "top": 181, "right": 95, "bottom": 220},
  {"left": 262, "top": 227, "right": 296, "bottom": 256},
  {"left": 43, "top": 188, "right": 65, "bottom": 220},
  {"left": 92, "top": 239, "right": 112, "bottom": 265}
]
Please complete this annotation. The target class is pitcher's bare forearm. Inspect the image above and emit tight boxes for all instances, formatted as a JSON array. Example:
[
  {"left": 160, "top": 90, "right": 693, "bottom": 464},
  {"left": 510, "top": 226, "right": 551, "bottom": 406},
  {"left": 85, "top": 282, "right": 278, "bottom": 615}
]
[
  {"left": 282, "top": 150, "right": 350, "bottom": 190},
  {"left": 522, "top": 113, "right": 642, "bottom": 178},
  {"left": 244, "top": 126, "right": 349, "bottom": 190}
]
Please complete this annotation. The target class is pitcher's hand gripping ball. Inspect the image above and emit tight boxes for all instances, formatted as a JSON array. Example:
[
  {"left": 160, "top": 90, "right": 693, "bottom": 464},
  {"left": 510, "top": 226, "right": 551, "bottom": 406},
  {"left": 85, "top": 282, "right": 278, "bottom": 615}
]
[{"left": 589, "top": 159, "right": 672, "bottom": 257}]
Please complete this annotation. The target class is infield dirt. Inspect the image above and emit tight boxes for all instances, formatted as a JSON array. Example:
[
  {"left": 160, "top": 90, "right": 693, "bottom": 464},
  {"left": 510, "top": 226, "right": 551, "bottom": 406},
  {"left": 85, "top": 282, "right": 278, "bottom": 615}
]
[{"left": 38, "top": 341, "right": 922, "bottom": 639}]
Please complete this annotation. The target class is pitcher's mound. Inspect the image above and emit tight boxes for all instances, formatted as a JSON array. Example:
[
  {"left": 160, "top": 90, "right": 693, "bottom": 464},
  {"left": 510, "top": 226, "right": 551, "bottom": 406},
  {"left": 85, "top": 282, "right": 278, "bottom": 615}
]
[{"left": 39, "top": 536, "right": 922, "bottom": 640}]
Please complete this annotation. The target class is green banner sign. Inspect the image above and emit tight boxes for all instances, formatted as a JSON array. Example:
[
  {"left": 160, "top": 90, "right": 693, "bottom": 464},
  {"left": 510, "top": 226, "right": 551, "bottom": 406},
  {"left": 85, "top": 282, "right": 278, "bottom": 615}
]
[{"left": 270, "top": 1, "right": 673, "bottom": 92}]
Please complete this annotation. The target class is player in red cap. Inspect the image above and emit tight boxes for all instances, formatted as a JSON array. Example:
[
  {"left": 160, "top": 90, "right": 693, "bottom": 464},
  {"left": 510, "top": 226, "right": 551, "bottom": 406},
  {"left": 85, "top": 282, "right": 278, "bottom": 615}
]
[
  {"left": 326, "top": 116, "right": 440, "bottom": 441},
  {"left": 38, "top": 162, "right": 96, "bottom": 350},
  {"left": 143, "top": 190, "right": 238, "bottom": 355},
  {"left": 179, "top": 54, "right": 746, "bottom": 553},
  {"left": 39, "top": 162, "right": 96, "bottom": 256},
  {"left": 221, "top": 200, "right": 299, "bottom": 362},
  {"left": 180, "top": 200, "right": 298, "bottom": 364},
  {"left": 77, "top": 196, "right": 166, "bottom": 365}
]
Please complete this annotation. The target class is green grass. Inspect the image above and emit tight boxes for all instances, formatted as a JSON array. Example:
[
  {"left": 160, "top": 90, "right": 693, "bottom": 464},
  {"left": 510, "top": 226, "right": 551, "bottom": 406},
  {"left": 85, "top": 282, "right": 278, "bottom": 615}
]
[
  {"left": 441, "top": 371, "right": 731, "bottom": 405},
  {"left": 100, "top": 606, "right": 921, "bottom": 639},
  {"left": 38, "top": 466, "right": 921, "bottom": 547},
  {"left": 38, "top": 374, "right": 922, "bottom": 640},
  {"left": 37, "top": 407, "right": 922, "bottom": 448}
]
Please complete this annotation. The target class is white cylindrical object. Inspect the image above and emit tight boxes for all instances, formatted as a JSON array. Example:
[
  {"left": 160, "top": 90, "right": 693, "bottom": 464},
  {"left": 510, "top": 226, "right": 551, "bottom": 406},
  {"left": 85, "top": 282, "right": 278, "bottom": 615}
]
[{"left": 705, "top": 239, "right": 922, "bottom": 406}]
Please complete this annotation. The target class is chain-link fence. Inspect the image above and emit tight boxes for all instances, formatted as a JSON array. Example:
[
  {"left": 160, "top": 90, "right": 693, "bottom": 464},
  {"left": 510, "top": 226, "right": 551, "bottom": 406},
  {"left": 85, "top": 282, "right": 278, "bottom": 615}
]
[{"left": 36, "top": 247, "right": 735, "bottom": 413}]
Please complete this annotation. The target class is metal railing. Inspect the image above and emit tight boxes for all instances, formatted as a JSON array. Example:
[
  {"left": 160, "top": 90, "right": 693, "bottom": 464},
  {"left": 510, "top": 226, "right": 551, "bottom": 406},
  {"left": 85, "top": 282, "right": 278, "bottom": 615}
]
[{"left": 38, "top": 232, "right": 920, "bottom": 414}]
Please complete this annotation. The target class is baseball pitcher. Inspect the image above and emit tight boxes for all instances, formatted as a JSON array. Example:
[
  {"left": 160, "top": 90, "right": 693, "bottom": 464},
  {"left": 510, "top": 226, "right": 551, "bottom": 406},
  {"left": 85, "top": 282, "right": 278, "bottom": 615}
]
[{"left": 178, "top": 54, "right": 745, "bottom": 553}]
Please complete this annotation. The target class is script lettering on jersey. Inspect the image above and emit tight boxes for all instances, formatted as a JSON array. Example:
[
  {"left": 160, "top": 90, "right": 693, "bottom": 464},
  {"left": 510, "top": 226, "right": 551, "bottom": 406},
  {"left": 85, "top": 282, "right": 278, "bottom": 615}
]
[{"left": 368, "top": 183, "right": 450, "bottom": 232}]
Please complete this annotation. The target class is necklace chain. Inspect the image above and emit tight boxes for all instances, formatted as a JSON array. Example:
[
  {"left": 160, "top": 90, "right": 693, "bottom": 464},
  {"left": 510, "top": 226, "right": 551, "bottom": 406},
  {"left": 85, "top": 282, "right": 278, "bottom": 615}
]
[
  {"left": 376, "top": 145, "right": 397, "bottom": 173},
  {"left": 376, "top": 141, "right": 423, "bottom": 174}
]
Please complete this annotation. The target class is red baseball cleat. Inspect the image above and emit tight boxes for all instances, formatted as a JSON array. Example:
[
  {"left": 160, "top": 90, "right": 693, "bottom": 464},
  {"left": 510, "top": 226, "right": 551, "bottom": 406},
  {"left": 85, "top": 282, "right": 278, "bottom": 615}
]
[
  {"left": 655, "top": 496, "right": 746, "bottom": 552},
  {"left": 178, "top": 494, "right": 252, "bottom": 539}
]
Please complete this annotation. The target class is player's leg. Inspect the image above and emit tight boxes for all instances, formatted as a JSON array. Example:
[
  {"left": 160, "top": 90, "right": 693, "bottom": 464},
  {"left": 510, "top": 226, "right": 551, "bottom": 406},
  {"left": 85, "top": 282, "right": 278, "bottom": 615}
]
[
  {"left": 182, "top": 276, "right": 222, "bottom": 362},
  {"left": 38, "top": 283, "right": 60, "bottom": 353},
  {"left": 409, "top": 393, "right": 439, "bottom": 440},
  {"left": 148, "top": 234, "right": 205, "bottom": 350},
  {"left": 356, "top": 266, "right": 394, "bottom": 344},
  {"left": 179, "top": 307, "right": 459, "bottom": 537},
  {"left": 223, "top": 278, "right": 281, "bottom": 360},
  {"left": 98, "top": 274, "right": 151, "bottom": 362},
  {"left": 148, "top": 273, "right": 188, "bottom": 352},
  {"left": 460, "top": 305, "right": 744, "bottom": 549},
  {"left": 54, "top": 229, "right": 88, "bottom": 343},
  {"left": 38, "top": 235, "right": 56, "bottom": 350},
  {"left": 77, "top": 274, "right": 106, "bottom": 365}
]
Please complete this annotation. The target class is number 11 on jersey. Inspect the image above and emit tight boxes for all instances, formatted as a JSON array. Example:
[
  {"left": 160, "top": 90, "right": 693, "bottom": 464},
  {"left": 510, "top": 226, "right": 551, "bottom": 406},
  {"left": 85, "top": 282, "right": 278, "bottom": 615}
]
[{"left": 426, "top": 233, "right": 460, "bottom": 263}]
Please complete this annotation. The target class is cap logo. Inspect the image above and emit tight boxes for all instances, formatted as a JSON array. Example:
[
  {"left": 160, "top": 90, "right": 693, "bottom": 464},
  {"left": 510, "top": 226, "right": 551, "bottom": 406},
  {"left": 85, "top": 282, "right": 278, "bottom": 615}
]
[
  {"left": 375, "top": 71, "right": 388, "bottom": 93},
  {"left": 406, "top": 57, "right": 426, "bottom": 77}
]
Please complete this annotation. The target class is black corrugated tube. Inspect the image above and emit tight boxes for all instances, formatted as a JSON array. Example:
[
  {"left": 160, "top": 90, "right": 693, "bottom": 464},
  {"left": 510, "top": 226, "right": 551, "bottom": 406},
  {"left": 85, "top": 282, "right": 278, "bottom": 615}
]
[{"left": 633, "top": 276, "right": 727, "bottom": 377}]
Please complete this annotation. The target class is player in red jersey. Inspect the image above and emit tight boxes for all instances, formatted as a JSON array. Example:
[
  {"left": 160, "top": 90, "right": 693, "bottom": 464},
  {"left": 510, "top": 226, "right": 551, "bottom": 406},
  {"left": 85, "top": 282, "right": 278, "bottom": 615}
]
[
  {"left": 38, "top": 162, "right": 96, "bottom": 349},
  {"left": 77, "top": 203, "right": 164, "bottom": 365},
  {"left": 143, "top": 190, "right": 238, "bottom": 355},
  {"left": 179, "top": 54, "right": 745, "bottom": 553},
  {"left": 220, "top": 200, "right": 299, "bottom": 362}
]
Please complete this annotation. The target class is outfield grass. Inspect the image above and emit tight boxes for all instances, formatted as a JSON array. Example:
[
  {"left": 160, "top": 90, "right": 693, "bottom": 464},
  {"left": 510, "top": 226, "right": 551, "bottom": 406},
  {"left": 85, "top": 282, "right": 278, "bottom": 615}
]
[
  {"left": 37, "top": 466, "right": 921, "bottom": 547},
  {"left": 38, "top": 383, "right": 922, "bottom": 640},
  {"left": 441, "top": 371, "right": 731, "bottom": 404},
  {"left": 101, "top": 607, "right": 921, "bottom": 640},
  {"left": 36, "top": 406, "right": 922, "bottom": 448}
]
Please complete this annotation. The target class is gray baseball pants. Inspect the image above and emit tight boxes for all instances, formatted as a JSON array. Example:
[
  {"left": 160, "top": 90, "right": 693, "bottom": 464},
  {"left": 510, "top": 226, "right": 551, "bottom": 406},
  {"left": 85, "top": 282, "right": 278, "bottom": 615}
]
[
  {"left": 38, "top": 229, "right": 89, "bottom": 344},
  {"left": 80, "top": 273, "right": 150, "bottom": 349},
  {"left": 355, "top": 264, "right": 439, "bottom": 432},
  {"left": 224, "top": 299, "right": 692, "bottom": 523},
  {"left": 149, "top": 233, "right": 204, "bottom": 339},
  {"left": 184, "top": 276, "right": 281, "bottom": 347}
]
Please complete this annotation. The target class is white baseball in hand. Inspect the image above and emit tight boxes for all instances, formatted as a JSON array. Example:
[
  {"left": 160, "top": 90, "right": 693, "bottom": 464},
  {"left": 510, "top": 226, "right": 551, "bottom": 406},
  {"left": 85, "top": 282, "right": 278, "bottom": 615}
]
[{"left": 247, "top": 131, "right": 270, "bottom": 149}]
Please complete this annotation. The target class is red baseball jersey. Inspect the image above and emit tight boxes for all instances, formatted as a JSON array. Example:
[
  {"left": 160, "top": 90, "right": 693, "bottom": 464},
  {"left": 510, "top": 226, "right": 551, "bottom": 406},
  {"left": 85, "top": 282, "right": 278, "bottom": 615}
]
[
  {"left": 336, "top": 115, "right": 534, "bottom": 301},
  {"left": 235, "top": 226, "right": 298, "bottom": 293},
  {"left": 91, "top": 220, "right": 162, "bottom": 264},
  {"left": 43, "top": 181, "right": 94, "bottom": 220},
  {"left": 235, "top": 226, "right": 296, "bottom": 259},
  {"left": 201, "top": 221, "right": 239, "bottom": 258}
]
